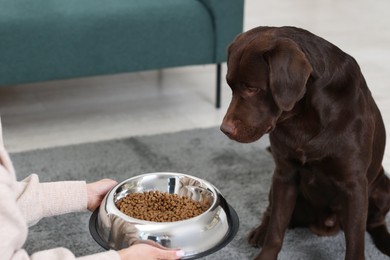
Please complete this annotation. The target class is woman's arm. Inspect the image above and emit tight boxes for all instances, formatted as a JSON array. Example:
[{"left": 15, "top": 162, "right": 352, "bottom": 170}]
[
  {"left": 15, "top": 174, "right": 88, "bottom": 226},
  {"left": 0, "top": 119, "right": 120, "bottom": 260}
]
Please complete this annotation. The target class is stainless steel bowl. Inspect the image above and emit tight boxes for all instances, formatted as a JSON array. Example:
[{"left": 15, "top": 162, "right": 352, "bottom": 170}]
[{"left": 89, "top": 172, "right": 239, "bottom": 259}]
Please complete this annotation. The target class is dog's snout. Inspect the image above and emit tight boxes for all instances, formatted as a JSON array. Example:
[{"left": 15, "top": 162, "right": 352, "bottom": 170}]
[{"left": 220, "top": 122, "right": 236, "bottom": 137}]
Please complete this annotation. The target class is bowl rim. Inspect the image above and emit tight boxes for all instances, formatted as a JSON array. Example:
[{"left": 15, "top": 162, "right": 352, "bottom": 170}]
[
  {"left": 105, "top": 172, "right": 220, "bottom": 225},
  {"left": 90, "top": 202, "right": 240, "bottom": 259}
]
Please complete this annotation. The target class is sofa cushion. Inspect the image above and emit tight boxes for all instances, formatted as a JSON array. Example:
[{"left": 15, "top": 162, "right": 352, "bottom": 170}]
[{"left": 0, "top": 0, "right": 216, "bottom": 84}]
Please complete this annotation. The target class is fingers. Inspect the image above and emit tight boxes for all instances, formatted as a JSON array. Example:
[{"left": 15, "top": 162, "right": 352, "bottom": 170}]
[
  {"left": 87, "top": 179, "right": 117, "bottom": 211},
  {"left": 118, "top": 243, "right": 184, "bottom": 260},
  {"left": 95, "top": 179, "right": 118, "bottom": 195},
  {"left": 156, "top": 248, "right": 185, "bottom": 259}
]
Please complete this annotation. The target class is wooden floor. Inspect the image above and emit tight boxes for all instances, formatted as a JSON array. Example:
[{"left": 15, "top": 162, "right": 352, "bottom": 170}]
[{"left": 1, "top": 0, "right": 390, "bottom": 170}]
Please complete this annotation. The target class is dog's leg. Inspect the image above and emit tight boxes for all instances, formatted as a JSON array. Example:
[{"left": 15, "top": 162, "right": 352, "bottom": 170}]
[
  {"left": 248, "top": 207, "right": 270, "bottom": 247},
  {"left": 253, "top": 168, "right": 298, "bottom": 260},
  {"left": 367, "top": 170, "right": 390, "bottom": 256},
  {"left": 341, "top": 176, "right": 368, "bottom": 260},
  {"left": 368, "top": 225, "right": 390, "bottom": 256},
  {"left": 249, "top": 192, "right": 314, "bottom": 248}
]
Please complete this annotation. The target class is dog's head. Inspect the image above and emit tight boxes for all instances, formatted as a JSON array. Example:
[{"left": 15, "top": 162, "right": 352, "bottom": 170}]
[{"left": 221, "top": 29, "right": 313, "bottom": 143}]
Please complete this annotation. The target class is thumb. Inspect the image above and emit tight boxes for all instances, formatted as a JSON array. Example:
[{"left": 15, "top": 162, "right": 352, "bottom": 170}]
[
  {"left": 95, "top": 179, "right": 117, "bottom": 195},
  {"left": 87, "top": 179, "right": 117, "bottom": 211}
]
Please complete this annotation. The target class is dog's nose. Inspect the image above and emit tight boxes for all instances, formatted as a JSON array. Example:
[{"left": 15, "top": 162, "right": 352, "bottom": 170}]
[{"left": 220, "top": 123, "right": 236, "bottom": 137}]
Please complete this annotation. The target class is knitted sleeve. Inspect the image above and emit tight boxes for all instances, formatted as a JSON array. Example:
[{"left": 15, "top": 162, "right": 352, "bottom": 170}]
[
  {"left": 15, "top": 174, "right": 88, "bottom": 226},
  {"left": 0, "top": 118, "right": 120, "bottom": 260}
]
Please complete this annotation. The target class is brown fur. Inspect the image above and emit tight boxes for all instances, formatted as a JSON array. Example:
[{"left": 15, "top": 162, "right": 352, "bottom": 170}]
[{"left": 221, "top": 26, "right": 390, "bottom": 260}]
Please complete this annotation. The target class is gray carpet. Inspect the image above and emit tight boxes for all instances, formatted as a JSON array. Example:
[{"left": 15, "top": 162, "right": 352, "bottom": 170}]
[{"left": 11, "top": 127, "right": 390, "bottom": 259}]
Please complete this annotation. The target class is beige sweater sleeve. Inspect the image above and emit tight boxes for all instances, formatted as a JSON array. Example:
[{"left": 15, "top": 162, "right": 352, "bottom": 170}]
[
  {"left": 0, "top": 119, "right": 121, "bottom": 260},
  {"left": 15, "top": 174, "right": 88, "bottom": 226}
]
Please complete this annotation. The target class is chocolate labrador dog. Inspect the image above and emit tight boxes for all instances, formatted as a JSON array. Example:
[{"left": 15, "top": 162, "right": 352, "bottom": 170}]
[{"left": 220, "top": 26, "right": 390, "bottom": 260}]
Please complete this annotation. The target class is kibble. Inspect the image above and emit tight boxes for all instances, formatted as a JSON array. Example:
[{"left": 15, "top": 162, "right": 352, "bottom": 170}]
[{"left": 115, "top": 191, "right": 209, "bottom": 222}]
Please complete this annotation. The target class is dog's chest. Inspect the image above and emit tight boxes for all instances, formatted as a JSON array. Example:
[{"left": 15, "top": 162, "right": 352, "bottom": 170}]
[
  {"left": 271, "top": 128, "right": 323, "bottom": 164},
  {"left": 298, "top": 164, "right": 342, "bottom": 206}
]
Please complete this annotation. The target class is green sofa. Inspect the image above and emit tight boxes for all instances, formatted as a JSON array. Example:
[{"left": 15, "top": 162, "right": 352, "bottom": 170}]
[{"left": 0, "top": 0, "right": 244, "bottom": 108}]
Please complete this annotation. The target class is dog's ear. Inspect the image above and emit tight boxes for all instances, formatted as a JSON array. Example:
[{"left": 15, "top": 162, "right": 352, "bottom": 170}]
[{"left": 264, "top": 39, "right": 313, "bottom": 111}]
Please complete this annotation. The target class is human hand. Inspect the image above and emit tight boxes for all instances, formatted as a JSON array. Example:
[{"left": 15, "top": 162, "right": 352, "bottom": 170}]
[
  {"left": 86, "top": 179, "right": 117, "bottom": 211},
  {"left": 118, "top": 243, "right": 184, "bottom": 260}
]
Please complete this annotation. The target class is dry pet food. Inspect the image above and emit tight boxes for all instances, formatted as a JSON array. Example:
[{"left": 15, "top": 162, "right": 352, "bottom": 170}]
[{"left": 116, "top": 191, "right": 209, "bottom": 222}]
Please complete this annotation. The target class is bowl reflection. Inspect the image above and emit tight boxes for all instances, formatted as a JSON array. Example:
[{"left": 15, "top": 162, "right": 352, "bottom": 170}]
[{"left": 90, "top": 172, "right": 239, "bottom": 259}]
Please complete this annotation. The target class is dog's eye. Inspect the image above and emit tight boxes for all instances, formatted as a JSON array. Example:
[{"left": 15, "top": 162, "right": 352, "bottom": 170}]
[
  {"left": 244, "top": 86, "right": 260, "bottom": 96},
  {"left": 247, "top": 87, "right": 258, "bottom": 93}
]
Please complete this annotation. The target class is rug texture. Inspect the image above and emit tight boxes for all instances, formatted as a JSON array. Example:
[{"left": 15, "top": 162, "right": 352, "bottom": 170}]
[{"left": 11, "top": 127, "right": 390, "bottom": 259}]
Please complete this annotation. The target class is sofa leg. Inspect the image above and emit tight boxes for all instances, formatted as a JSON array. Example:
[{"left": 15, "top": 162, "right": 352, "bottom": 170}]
[{"left": 216, "top": 63, "right": 222, "bottom": 109}]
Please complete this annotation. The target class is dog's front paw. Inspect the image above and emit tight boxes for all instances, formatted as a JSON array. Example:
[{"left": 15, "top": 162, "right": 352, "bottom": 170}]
[
  {"left": 248, "top": 226, "right": 267, "bottom": 248},
  {"left": 253, "top": 251, "right": 278, "bottom": 260}
]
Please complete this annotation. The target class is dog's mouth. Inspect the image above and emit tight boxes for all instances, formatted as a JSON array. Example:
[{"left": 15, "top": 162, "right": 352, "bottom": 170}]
[
  {"left": 264, "top": 125, "right": 274, "bottom": 134},
  {"left": 220, "top": 123, "right": 274, "bottom": 143}
]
